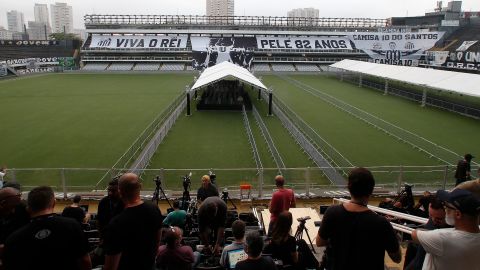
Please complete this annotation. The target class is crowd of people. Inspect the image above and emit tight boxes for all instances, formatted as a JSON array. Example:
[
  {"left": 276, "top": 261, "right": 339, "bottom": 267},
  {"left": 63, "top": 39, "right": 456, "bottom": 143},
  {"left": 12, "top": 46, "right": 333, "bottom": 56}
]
[{"left": 0, "top": 162, "right": 479, "bottom": 270}]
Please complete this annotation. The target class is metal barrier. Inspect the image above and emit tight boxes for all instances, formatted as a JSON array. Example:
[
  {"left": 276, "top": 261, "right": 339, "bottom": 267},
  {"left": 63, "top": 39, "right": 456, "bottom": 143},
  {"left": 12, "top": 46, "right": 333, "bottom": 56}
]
[
  {"left": 242, "top": 105, "right": 263, "bottom": 173},
  {"left": 252, "top": 105, "right": 286, "bottom": 173},
  {"left": 260, "top": 91, "right": 346, "bottom": 186},
  {"left": 95, "top": 92, "right": 186, "bottom": 189},
  {"left": 3, "top": 165, "right": 472, "bottom": 198},
  {"left": 340, "top": 74, "right": 480, "bottom": 120},
  {"left": 130, "top": 96, "right": 187, "bottom": 175},
  {"left": 282, "top": 75, "right": 466, "bottom": 165}
]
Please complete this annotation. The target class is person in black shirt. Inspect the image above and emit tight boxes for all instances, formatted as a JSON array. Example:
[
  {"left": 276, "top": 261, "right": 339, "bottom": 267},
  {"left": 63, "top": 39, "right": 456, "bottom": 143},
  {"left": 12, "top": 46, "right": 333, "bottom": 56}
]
[
  {"left": 455, "top": 153, "right": 474, "bottom": 186},
  {"left": 103, "top": 173, "right": 163, "bottom": 270},
  {"left": 263, "top": 211, "right": 298, "bottom": 266},
  {"left": 235, "top": 231, "right": 276, "bottom": 270},
  {"left": 0, "top": 187, "right": 29, "bottom": 246},
  {"left": 3, "top": 186, "right": 91, "bottom": 270},
  {"left": 197, "top": 175, "right": 219, "bottom": 202},
  {"left": 316, "top": 168, "right": 401, "bottom": 270},
  {"left": 97, "top": 179, "right": 124, "bottom": 235},
  {"left": 197, "top": 196, "right": 227, "bottom": 255},
  {"left": 62, "top": 195, "right": 88, "bottom": 225}
]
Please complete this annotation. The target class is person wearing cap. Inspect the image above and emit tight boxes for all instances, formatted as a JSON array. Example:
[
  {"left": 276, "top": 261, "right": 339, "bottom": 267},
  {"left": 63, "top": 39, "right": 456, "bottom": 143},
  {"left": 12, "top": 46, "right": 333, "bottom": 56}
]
[
  {"left": 411, "top": 189, "right": 480, "bottom": 270},
  {"left": 454, "top": 154, "right": 474, "bottom": 186},
  {"left": 268, "top": 175, "right": 296, "bottom": 235}
]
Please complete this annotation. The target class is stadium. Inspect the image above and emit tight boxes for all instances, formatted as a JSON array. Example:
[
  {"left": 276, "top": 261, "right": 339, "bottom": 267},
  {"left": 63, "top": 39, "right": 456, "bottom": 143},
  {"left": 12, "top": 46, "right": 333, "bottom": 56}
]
[{"left": 1, "top": 0, "right": 480, "bottom": 269}]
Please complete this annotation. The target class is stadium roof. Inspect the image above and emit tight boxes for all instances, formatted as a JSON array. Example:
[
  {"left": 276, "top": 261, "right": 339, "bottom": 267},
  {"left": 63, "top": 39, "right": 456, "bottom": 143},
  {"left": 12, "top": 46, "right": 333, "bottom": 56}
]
[
  {"left": 192, "top": 61, "right": 267, "bottom": 91},
  {"left": 330, "top": 60, "right": 480, "bottom": 98}
]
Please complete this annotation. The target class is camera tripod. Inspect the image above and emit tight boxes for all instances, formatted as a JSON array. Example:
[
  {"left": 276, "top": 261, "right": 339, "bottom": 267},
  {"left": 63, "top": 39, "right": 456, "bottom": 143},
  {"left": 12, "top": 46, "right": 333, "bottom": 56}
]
[
  {"left": 221, "top": 189, "right": 237, "bottom": 210},
  {"left": 152, "top": 176, "right": 172, "bottom": 209},
  {"left": 181, "top": 173, "right": 192, "bottom": 211},
  {"left": 294, "top": 217, "right": 316, "bottom": 254}
]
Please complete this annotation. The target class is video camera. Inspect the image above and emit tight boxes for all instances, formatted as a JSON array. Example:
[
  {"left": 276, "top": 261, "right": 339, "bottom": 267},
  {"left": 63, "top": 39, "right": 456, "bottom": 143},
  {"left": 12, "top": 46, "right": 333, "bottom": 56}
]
[
  {"left": 297, "top": 216, "right": 311, "bottom": 223},
  {"left": 183, "top": 172, "right": 192, "bottom": 192},
  {"left": 154, "top": 175, "right": 162, "bottom": 186},
  {"left": 208, "top": 170, "right": 216, "bottom": 186}
]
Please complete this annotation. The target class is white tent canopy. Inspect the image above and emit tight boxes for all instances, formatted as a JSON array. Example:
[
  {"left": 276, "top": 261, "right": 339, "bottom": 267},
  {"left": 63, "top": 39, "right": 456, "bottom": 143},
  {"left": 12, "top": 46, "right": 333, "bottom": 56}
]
[
  {"left": 191, "top": 61, "right": 267, "bottom": 91},
  {"left": 330, "top": 59, "right": 480, "bottom": 98}
]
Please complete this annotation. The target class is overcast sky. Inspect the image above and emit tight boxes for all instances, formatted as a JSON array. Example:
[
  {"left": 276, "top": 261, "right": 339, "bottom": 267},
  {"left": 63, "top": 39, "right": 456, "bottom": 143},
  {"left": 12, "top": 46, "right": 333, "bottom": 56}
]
[{"left": 1, "top": 0, "right": 480, "bottom": 29}]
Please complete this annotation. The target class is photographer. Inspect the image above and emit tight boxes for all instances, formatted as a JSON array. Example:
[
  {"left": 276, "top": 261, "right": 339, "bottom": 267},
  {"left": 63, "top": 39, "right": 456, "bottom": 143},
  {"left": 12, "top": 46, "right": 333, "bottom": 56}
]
[
  {"left": 197, "top": 175, "right": 219, "bottom": 202},
  {"left": 197, "top": 196, "right": 227, "bottom": 255}
]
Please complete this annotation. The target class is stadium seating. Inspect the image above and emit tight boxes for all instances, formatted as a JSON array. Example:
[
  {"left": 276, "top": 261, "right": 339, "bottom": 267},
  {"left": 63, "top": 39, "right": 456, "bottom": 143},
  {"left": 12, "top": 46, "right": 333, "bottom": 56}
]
[
  {"left": 318, "top": 65, "right": 330, "bottom": 72},
  {"left": 295, "top": 64, "right": 321, "bottom": 72},
  {"left": 133, "top": 63, "right": 161, "bottom": 71},
  {"left": 252, "top": 63, "right": 271, "bottom": 72},
  {"left": 107, "top": 63, "right": 134, "bottom": 71},
  {"left": 271, "top": 64, "right": 296, "bottom": 72},
  {"left": 160, "top": 63, "right": 185, "bottom": 71},
  {"left": 81, "top": 63, "right": 109, "bottom": 71}
]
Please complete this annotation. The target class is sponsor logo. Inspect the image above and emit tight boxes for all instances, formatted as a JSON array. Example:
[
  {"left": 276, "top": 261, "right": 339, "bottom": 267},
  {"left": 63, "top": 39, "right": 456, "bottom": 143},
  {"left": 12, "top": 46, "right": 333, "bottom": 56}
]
[
  {"left": 97, "top": 38, "right": 112, "bottom": 47},
  {"left": 35, "top": 229, "right": 51, "bottom": 239},
  {"left": 404, "top": 42, "right": 415, "bottom": 50}
]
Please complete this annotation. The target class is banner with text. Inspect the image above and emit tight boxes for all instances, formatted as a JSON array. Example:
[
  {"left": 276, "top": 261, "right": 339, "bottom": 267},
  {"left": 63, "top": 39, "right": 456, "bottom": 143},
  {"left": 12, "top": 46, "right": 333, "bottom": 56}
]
[
  {"left": 4, "top": 57, "right": 60, "bottom": 67},
  {"left": 348, "top": 32, "right": 444, "bottom": 66},
  {"left": 444, "top": 50, "right": 480, "bottom": 71},
  {"left": 256, "top": 37, "right": 353, "bottom": 50},
  {"left": 0, "top": 40, "right": 60, "bottom": 46},
  {"left": 0, "top": 63, "right": 7, "bottom": 77},
  {"left": 191, "top": 37, "right": 256, "bottom": 70},
  {"left": 90, "top": 35, "right": 188, "bottom": 49}
]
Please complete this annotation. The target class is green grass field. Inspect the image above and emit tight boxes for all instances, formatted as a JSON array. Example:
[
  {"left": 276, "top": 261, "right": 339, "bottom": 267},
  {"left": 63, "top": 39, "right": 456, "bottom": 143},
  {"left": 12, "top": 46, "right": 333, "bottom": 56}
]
[
  {"left": 1, "top": 73, "right": 478, "bottom": 190},
  {"left": 0, "top": 73, "right": 193, "bottom": 189},
  {"left": 262, "top": 75, "right": 480, "bottom": 166}
]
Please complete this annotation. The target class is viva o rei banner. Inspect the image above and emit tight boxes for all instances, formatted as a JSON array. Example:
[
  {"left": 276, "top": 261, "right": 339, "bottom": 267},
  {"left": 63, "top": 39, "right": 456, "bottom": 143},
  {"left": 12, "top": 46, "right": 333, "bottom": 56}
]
[
  {"left": 347, "top": 32, "right": 444, "bottom": 66},
  {"left": 191, "top": 37, "right": 256, "bottom": 70},
  {"left": 90, "top": 35, "right": 188, "bottom": 49}
]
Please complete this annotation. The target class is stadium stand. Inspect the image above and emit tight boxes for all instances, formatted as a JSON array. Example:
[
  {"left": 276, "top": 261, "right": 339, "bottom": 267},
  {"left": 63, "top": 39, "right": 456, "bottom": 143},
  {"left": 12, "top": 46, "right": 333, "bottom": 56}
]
[
  {"left": 0, "top": 40, "right": 79, "bottom": 61},
  {"left": 295, "top": 64, "right": 321, "bottom": 72},
  {"left": 160, "top": 63, "right": 185, "bottom": 71},
  {"left": 107, "top": 62, "right": 134, "bottom": 71},
  {"left": 252, "top": 63, "right": 271, "bottom": 72},
  {"left": 271, "top": 63, "right": 296, "bottom": 72},
  {"left": 132, "top": 63, "right": 160, "bottom": 71},
  {"left": 82, "top": 63, "right": 109, "bottom": 71}
]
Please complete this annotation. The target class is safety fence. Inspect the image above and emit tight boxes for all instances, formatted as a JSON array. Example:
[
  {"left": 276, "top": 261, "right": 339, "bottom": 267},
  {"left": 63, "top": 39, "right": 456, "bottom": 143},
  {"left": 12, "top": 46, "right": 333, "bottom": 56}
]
[
  {"left": 95, "top": 92, "right": 186, "bottom": 189},
  {"left": 3, "top": 165, "right": 472, "bottom": 199},
  {"left": 282, "top": 75, "right": 467, "bottom": 166},
  {"left": 252, "top": 105, "right": 286, "bottom": 173},
  {"left": 242, "top": 105, "right": 264, "bottom": 174},
  {"left": 339, "top": 73, "right": 480, "bottom": 119},
  {"left": 260, "top": 91, "right": 346, "bottom": 185}
]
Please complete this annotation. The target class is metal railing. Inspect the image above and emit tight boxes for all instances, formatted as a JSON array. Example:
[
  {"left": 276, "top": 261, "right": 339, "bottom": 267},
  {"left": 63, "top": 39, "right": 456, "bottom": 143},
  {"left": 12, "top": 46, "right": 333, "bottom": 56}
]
[
  {"left": 3, "top": 165, "right": 472, "bottom": 198},
  {"left": 266, "top": 86, "right": 354, "bottom": 170},
  {"left": 95, "top": 92, "right": 186, "bottom": 189},
  {"left": 84, "top": 15, "right": 388, "bottom": 29},
  {"left": 129, "top": 95, "right": 187, "bottom": 175},
  {"left": 252, "top": 105, "right": 286, "bottom": 173},
  {"left": 260, "top": 91, "right": 345, "bottom": 185},
  {"left": 242, "top": 105, "right": 263, "bottom": 173},
  {"left": 282, "top": 75, "right": 466, "bottom": 165},
  {"left": 340, "top": 74, "right": 480, "bottom": 120}
]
